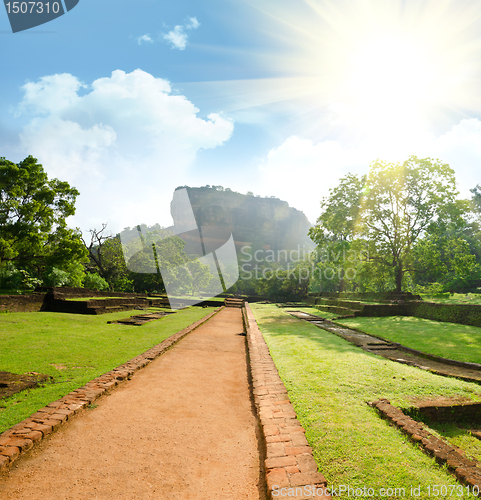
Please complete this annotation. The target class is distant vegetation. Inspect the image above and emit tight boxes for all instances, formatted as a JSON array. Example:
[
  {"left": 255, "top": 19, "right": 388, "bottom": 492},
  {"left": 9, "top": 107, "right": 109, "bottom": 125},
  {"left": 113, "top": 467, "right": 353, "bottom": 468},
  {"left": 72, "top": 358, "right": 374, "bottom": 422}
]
[
  {"left": 307, "top": 156, "right": 481, "bottom": 296},
  {"left": 1, "top": 155, "right": 480, "bottom": 299}
]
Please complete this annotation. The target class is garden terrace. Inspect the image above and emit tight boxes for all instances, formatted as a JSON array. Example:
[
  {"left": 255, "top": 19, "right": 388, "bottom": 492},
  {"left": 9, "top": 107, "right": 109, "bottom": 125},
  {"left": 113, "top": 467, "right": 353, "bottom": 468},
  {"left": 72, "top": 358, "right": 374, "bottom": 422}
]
[
  {"left": 0, "top": 288, "right": 230, "bottom": 314},
  {"left": 310, "top": 293, "right": 481, "bottom": 327},
  {"left": 251, "top": 303, "right": 481, "bottom": 496}
]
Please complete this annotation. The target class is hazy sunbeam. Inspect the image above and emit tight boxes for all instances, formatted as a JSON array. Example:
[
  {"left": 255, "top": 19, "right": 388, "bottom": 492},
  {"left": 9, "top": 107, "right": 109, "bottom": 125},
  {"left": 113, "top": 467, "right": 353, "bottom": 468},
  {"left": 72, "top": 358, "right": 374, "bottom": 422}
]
[{"left": 202, "top": 0, "right": 481, "bottom": 146}]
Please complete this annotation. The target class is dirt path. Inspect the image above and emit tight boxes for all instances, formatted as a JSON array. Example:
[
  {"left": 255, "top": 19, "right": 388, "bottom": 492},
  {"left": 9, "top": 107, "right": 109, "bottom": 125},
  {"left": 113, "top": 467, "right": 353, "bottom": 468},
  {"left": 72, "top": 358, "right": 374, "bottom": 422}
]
[{"left": 0, "top": 307, "right": 266, "bottom": 500}]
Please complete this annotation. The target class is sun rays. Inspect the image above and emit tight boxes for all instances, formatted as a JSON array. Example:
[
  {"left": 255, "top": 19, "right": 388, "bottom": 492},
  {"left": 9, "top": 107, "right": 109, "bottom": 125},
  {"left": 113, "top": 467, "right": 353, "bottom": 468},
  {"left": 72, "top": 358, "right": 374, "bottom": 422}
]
[{"left": 192, "top": 0, "right": 481, "bottom": 148}]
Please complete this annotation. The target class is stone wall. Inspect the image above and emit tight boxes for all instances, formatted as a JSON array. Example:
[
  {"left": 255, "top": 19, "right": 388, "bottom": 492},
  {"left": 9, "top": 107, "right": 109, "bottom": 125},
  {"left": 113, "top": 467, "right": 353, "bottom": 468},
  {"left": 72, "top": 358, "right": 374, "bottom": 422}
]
[{"left": 0, "top": 293, "right": 46, "bottom": 313}]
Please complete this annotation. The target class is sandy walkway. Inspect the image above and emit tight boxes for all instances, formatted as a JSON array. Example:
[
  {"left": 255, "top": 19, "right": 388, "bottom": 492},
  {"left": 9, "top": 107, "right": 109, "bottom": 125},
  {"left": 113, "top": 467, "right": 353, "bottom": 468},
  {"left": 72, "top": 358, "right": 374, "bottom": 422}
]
[{"left": 0, "top": 307, "right": 266, "bottom": 500}]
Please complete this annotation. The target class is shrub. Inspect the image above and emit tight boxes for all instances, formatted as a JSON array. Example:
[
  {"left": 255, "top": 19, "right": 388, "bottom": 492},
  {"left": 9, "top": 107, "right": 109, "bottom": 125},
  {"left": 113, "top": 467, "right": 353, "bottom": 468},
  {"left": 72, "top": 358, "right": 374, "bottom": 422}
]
[
  {"left": 43, "top": 267, "right": 70, "bottom": 287},
  {"left": 0, "top": 264, "right": 23, "bottom": 290},
  {"left": 407, "top": 302, "right": 481, "bottom": 327},
  {"left": 83, "top": 273, "right": 109, "bottom": 291}
]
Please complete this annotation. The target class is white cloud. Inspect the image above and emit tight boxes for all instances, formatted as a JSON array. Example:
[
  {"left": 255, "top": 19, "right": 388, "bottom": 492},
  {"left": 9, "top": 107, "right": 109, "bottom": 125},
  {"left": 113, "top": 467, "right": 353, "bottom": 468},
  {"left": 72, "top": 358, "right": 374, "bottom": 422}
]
[
  {"left": 162, "top": 17, "right": 200, "bottom": 50},
  {"left": 16, "top": 69, "right": 234, "bottom": 232},
  {"left": 163, "top": 26, "right": 189, "bottom": 50},
  {"left": 137, "top": 34, "right": 153, "bottom": 45},
  {"left": 430, "top": 119, "right": 481, "bottom": 198},
  {"left": 258, "top": 136, "right": 368, "bottom": 223},
  {"left": 258, "top": 120, "right": 481, "bottom": 224},
  {"left": 186, "top": 17, "right": 200, "bottom": 30},
  {"left": 19, "top": 74, "right": 84, "bottom": 115}
]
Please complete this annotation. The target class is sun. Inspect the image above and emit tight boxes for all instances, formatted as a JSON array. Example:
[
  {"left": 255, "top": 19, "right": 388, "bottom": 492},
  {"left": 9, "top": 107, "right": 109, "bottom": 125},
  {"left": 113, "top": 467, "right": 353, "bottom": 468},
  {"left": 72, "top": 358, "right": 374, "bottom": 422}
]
[
  {"left": 347, "top": 36, "right": 433, "bottom": 115},
  {"left": 336, "top": 32, "right": 441, "bottom": 145},
  {"left": 234, "top": 0, "right": 481, "bottom": 149},
  {"left": 300, "top": 0, "right": 480, "bottom": 138}
]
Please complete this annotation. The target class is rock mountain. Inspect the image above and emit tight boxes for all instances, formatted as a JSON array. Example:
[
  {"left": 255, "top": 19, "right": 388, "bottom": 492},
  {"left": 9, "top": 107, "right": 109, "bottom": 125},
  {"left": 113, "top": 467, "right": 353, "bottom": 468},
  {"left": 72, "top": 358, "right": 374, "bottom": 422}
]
[{"left": 174, "top": 186, "right": 314, "bottom": 258}]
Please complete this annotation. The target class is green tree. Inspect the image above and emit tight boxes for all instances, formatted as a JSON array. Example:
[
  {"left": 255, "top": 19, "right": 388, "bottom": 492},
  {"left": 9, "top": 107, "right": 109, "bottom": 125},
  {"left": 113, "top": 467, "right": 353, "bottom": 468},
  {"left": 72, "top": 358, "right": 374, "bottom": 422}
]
[
  {"left": 309, "top": 173, "right": 366, "bottom": 292},
  {"left": 122, "top": 226, "right": 196, "bottom": 293},
  {"left": 471, "top": 184, "right": 481, "bottom": 213},
  {"left": 101, "top": 237, "right": 133, "bottom": 291},
  {"left": 358, "top": 156, "right": 465, "bottom": 292},
  {"left": 309, "top": 173, "right": 366, "bottom": 244},
  {"left": 82, "top": 225, "right": 135, "bottom": 291},
  {"left": 464, "top": 185, "right": 481, "bottom": 268},
  {"left": 411, "top": 235, "right": 477, "bottom": 292},
  {"left": 186, "top": 259, "right": 212, "bottom": 296},
  {"left": 279, "top": 257, "right": 312, "bottom": 300},
  {"left": 0, "top": 156, "right": 87, "bottom": 284}
]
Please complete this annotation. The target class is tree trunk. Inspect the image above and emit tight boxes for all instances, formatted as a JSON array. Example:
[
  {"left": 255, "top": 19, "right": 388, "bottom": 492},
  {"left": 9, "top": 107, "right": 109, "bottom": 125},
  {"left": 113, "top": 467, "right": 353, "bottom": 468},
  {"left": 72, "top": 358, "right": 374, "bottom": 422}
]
[
  {"left": 339, "top": 266, "right": 345, "bottom": 292},
  {"left": 395, "top": 261, "right": 403, "bottom": 293}
]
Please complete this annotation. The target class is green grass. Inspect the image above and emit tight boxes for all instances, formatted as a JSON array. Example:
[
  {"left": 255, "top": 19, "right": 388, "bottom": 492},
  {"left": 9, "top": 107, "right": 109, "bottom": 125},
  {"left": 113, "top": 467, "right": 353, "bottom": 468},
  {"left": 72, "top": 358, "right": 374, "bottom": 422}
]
[
  {"left": 165, "top": 295, "right": 225, "bottom": 301},
  {"left": 0, "top": 306, "right": 216, "bottom": 433},
  {"left": 251, "top": 303, "right": 481, "bottom": 498},
  {"left": 67, "top": 296, "right": 129, "bottom": 301},
  {"left": 285, "top": 306, "right": 339, "bottom": 320},
  {"left": 334, "top": 315, "right": 481, "bottom": 365},
  {"left": 421, "top": 421, "right": 481, "bottom": 463},
  {"left": 421, "top": 293, "right": 481, "bottom": 305}
]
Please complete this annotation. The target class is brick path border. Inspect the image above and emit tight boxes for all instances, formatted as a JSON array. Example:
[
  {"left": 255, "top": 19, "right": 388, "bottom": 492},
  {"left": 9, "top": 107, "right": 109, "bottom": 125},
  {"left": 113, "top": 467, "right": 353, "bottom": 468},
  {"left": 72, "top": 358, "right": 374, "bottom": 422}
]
[
  {"left": 243, "top": 303, "right": 331, "bottom": 499},
  {"left": 372, "top": 399, "right": 481, "bottom": 490},
  {"left": 0, "top": 306, "right": 223, "bottom": 475}
]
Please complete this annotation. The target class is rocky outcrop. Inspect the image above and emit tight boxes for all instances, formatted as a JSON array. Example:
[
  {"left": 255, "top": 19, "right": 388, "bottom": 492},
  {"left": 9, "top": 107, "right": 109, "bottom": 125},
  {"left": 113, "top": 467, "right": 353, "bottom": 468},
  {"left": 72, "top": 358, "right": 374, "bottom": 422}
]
[{"left": 176, "top": 187, "right": 314, "bottom": 257}]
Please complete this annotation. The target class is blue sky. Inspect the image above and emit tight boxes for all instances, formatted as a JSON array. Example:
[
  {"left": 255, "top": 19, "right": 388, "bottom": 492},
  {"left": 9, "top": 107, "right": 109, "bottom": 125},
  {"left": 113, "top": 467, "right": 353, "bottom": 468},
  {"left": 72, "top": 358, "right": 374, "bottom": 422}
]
[{"left": 2, "top": 0, "right": 481, "bottom": 234}]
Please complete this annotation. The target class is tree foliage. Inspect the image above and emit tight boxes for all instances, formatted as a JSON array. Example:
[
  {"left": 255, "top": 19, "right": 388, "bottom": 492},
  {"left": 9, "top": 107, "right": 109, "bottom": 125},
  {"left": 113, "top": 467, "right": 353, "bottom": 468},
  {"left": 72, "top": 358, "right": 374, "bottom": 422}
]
[
  {"left": 310, "top": 156, "right": 476, "bottom": 293},
  {"left": 309, "top": 173, "right": 366, "bottom": 244},
  {"left": 357, "top": 156, "right": 465, "bottom": 292},
  {"left": 0, "top": 156, "right": 87, "bottom": 287}
]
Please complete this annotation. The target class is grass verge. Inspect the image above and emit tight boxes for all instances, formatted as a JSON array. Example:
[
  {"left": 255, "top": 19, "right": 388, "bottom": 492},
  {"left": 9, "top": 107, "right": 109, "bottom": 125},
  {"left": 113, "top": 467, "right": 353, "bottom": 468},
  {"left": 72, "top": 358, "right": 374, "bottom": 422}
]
[
  {"left": 0, "top": 306, "right": 215, "bottom": 433},
  {"left": 251, "top": 303, "right": 481, "bottom": 498},
  {"left": 334, "top": 315, "right": 481, "bottom": 365},
  {"left": 67, "top": 296, "right": 130, "bottom": 301},
  {"left": 286, "top": 306, "right": 339, "bottom": 320},
  {"left": 421, "top": 293, "right": 481, "bottom": 305},
  {"left": 420, "top": 420, "right": 481, "bottom": 463}
]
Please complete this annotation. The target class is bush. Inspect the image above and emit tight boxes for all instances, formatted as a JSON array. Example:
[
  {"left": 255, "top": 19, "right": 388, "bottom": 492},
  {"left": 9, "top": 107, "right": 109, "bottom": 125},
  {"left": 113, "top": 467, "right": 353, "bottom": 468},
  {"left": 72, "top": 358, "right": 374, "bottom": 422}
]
[
  {"left": 18, "top": 270, "right": 42, "bottom": 290},
  {"left": 0, "top": 264, "right": 23, "bottom": 290},
  {"left": 420, "top": 292, "right": 450, "bottom": 300},
  {"left": 43, "top": 267, "right": 70, "bottom": 287},
  {"left": 407, "top": 302, "right": 481, "bottom": 327},
  {"left": 83, "top": 273, "right": 109, "bottom": 291},
  {"left": 62, "top": 261, "right": 86, "bottom": 288},
  {"left": 412, "top": 282, "right": 445, "bottom": 295}
]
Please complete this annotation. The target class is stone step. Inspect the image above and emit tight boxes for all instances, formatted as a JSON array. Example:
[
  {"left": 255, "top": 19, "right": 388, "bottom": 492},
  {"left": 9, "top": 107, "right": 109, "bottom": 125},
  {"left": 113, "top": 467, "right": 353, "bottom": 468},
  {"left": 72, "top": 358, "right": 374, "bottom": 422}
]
[{"left": 224, "top": 298, "right": 245, "bottom": 308}]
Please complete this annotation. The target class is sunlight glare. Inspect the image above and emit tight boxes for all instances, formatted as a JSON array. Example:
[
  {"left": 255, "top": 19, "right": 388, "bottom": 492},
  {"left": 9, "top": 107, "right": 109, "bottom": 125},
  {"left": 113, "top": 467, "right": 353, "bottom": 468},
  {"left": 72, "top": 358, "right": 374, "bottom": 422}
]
[{"left": 242, "top": 0, "right": 481, "bottom": 147}]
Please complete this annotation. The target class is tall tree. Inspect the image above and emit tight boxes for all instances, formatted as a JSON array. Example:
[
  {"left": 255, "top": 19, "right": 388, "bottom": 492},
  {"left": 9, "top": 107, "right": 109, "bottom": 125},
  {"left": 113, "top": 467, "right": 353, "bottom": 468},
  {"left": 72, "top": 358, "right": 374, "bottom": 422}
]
[
  {"left": 309, "top": 173, "right": 366, "bottom": 291},
  {"left": 82, "top": 224, "right": 135, "bottom": 291},
  {"left": 358, "top": 156, "right": 464, "bottom": 292},
  {"left": 82, "top": 223, "right": 111, "bottom": 280},
  {"left": 471, "top": 184, "right": 481, "bottom": 213},
  {"left": 0, "top": 155, "right": 86, "bottom": 272},
  {"left": 309, "top": 173, "right": 366, "bottom": 244}
]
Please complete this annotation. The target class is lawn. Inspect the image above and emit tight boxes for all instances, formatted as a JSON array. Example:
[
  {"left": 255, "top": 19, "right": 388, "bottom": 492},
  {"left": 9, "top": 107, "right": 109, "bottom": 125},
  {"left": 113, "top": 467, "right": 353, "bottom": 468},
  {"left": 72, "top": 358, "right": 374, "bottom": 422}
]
[
  {"left": 67, "top": 296, "right": 130, "bottom": 301},
  {"left": 0, "top": 306, "right": 216, "bottom": 433},
  {"left": 421, "top": 293, "right": 481, "bottom": 305},
  {"left": 335, "top": 315, "right": 481, "bottom": 365},
  {"left": 167, "top": 295, "right": 226, "bottom": 301},
  {"left": 251, "top": 303, "right": 481, "bottom": 498},
  {"left": 420, "top": 420, "right": 481, "bottom": 464},
  {"left": 283, "top": 306, "right": 339, "bottom": 320}
]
